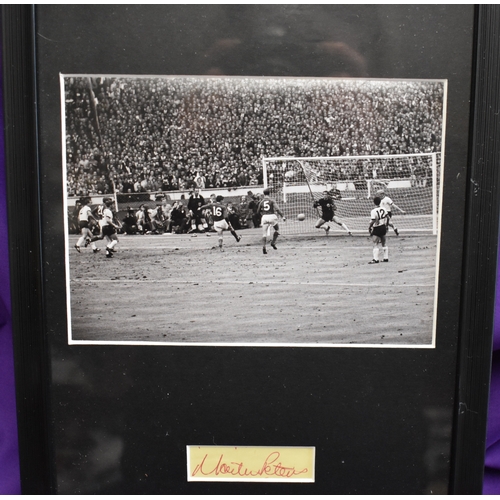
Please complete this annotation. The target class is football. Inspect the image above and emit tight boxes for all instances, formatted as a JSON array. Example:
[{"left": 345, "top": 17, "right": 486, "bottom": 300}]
[
  {"left": 284, "top": 170, "right": 296, "bottom": 179},
  {"left": 297, "top": 213, "right": 306, "bottom": 221}
]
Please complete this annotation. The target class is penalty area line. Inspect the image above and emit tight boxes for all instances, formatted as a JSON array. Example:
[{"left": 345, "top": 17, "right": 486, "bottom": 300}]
[
  {"left": 78, "top": 245, "right": 426, "bottom": 252},
  {"left": 70, "top": 278, "right": 434, "bottom": 288}
]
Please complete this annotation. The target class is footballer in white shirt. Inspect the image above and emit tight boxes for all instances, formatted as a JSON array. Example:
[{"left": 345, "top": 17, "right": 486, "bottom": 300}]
[
  {"left": 74, "top": 197, "right": 100, "bottom": 254},
  {"left": 368, "top": 196, "right": 389, "bottom": 264},
  {"left": 376, "top": 189, "right": 405, "bottom": 236},
  {"left": 101, "top": 198, "right": 120, "bottom": 258}
]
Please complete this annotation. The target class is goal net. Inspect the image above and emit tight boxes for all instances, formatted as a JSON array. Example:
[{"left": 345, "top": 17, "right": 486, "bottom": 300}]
[{"left": 262, "top": 153, "right": 441, "bottom": 236}]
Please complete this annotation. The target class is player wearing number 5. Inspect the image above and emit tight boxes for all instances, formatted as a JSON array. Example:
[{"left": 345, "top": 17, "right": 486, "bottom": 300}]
[
  {"left": 368, "top": 196, "right": 389, "bottom": 264},
  {"left": 199, "top": 195, "right": 241, "bottom": 252},
  {"left": 258, "top": 188, "right": 286, "bottom": 254}
]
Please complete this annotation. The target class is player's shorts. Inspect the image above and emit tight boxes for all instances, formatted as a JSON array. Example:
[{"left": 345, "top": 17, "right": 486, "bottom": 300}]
[
  {"left": 372, "top": 224, "right": 387, "bottom": 238},
  {"left": 78, "top": 220, "right": 90, "bottom": 229},
  {"left": 102, "top": 225, "right": 116, "bottom": 237},
  {"left": 321, "top": 214, "right": 334, "bottom": 223},
  {"left": 213, "top": 219, "right": 229, "bottom": 232},
  {"left": 261, "top": 214, "right": 278, "bottom": 235}
]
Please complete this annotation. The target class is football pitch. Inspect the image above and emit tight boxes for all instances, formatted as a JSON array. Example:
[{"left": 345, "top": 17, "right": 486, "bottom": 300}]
[{"left": 67, "top": 228, "right": 437, "bottom": 347}]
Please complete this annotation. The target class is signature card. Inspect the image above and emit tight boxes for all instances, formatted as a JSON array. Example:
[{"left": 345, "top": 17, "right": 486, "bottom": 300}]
[{"left": 187, "top": 446, "right": 315, "bottom": 482}]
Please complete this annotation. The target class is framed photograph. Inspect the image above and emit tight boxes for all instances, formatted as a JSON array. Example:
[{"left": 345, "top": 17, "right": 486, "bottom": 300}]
[{"left": 4, "top": 4, "right": 500, "bottom": 494}]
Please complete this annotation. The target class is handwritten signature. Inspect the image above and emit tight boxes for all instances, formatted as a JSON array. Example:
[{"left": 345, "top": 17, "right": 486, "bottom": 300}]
[{"left": 192, "top": 451, "right": 308, "bottom": 478}]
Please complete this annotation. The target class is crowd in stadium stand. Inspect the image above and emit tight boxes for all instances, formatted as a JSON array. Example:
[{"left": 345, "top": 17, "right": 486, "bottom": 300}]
[{"left": 64, "top": 76, "right": 444, "bottom": 197}]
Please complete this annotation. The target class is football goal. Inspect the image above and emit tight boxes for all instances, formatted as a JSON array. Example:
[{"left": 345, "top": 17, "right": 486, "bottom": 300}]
[{"left": 262, "top": 153, "right": 441, "bottom": 236}]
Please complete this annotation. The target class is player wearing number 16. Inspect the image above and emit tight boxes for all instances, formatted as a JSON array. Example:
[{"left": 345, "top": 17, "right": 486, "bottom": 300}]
[
  {"left": 199, "top": 195, "right": 241, "bottom": 252},
  {"left": 258, "top": 188, "right": 286, "bottom": 254}
]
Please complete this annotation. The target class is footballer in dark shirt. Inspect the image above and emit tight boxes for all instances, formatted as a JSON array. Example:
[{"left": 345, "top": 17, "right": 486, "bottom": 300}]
[{"left": 313, "top": 191, "right": 352, "bottom": 236}]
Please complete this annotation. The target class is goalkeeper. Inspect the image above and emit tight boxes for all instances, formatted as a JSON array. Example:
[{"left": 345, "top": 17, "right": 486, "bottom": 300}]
[{"left": 313, "top": 191, "right": 352, "bottom": 236}]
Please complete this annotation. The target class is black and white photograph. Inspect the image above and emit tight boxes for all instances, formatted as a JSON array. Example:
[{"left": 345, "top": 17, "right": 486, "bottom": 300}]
[{"left": 63, "top": 75, "right": 446, "bottom": 347}]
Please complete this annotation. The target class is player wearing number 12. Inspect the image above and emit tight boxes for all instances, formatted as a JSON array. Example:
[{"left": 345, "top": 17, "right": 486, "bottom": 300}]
[
  {"left": 258, "top": 188, "right": 286, "bottom": 254},
  {"left": 368, "top": 196, "right": 389, "bottom": 264},
  {"left": 199, "top": 195, "right": 241, "bottom": 252}
]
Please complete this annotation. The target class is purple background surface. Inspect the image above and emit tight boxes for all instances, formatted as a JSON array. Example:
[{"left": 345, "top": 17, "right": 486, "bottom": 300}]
[
  {"left": 0, "top": 54, "right": 21, "bottom": 492},
  {"left": 482, "top": 250, "right": 500, "bottom": 494}
]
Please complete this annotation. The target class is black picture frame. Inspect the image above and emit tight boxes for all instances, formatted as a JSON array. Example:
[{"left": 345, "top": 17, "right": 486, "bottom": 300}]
[{"left": 3, "top": 4, "right": 499, "bottom": 494}]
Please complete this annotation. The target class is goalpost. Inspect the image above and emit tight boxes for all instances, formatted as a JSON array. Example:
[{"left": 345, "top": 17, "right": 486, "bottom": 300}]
[{"left": 262, "top": 153, "right": 441, "bottom": 236}]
